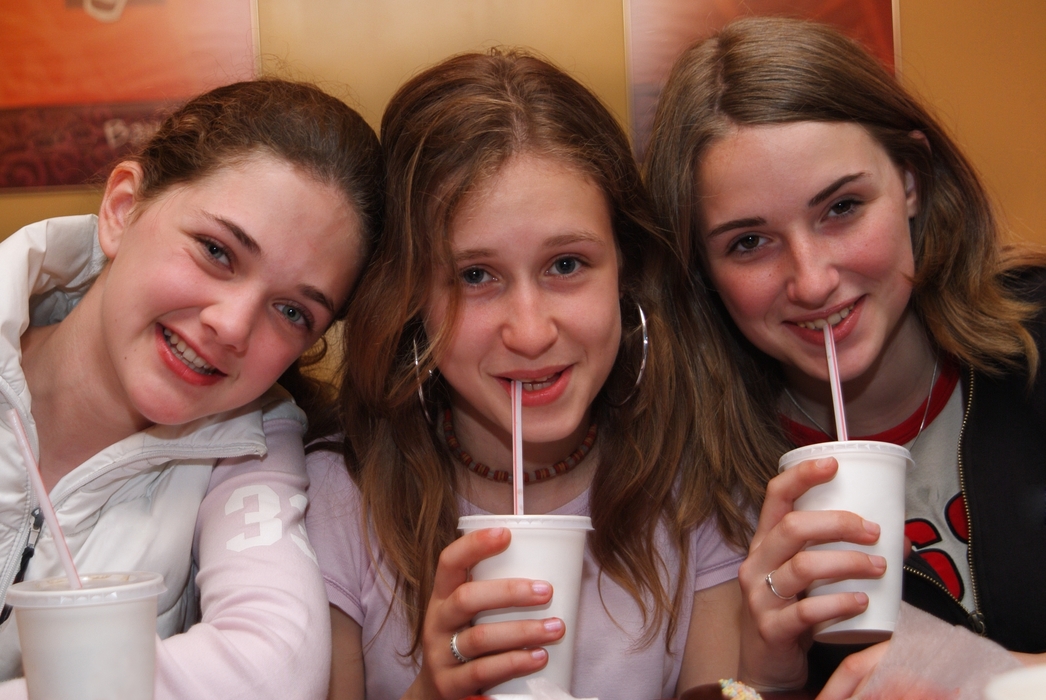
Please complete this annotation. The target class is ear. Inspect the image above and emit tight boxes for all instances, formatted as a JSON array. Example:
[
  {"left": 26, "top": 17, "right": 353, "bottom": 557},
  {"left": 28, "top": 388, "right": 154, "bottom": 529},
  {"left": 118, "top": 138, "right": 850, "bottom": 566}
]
[
  {"left": 903, "top": 130, "right": 930, "bottom": 219},
  {"left": 903, "top": 167, "right": 919, "bottom": 219},
  {"left": 97, "top": 161, "right": 144, "bottom": 259}
]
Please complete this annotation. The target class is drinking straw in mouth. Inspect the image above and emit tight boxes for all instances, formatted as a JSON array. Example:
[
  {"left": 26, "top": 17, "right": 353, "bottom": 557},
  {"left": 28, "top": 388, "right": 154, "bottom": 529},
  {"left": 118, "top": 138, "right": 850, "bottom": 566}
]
[
  {"left": 512, "top": 380, "right": 524, "bottom": 515},
  {"left": 5, "top": 409, "right": 82, "bottom": 589},
  {"left": 822, "top": 326, "right": 848, "bottom": 441}
]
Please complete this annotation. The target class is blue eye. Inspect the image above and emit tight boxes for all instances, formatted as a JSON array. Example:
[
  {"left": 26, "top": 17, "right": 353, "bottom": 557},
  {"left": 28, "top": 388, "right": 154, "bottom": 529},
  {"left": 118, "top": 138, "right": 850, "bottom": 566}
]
[
  {"left": 276, "top": 303, "right": 311, "bottom": 329},
  {"left": 461, "top": 267, "right": 492, "bottom": 286},
  {"left": 199, "top": 237, "right": 231, "bottom": 266},
  {"left": 551, "top": 257, "right": 580, "bottom": 276}
]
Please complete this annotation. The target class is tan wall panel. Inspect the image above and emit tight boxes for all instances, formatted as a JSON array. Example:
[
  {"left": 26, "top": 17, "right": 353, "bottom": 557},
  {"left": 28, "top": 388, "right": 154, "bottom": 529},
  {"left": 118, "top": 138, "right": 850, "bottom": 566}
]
[
  {"left": 6, "top": 1, "right": 1042, "bottom": 255},
  {"left": 256, "top": 0, "right": 629, "bottom": 130},
  {"left": 899, "top": 0, "right": 1046, "bottom": 245},
  {"left": 0, "top": 189, "right": 102, "bottom": 241}
]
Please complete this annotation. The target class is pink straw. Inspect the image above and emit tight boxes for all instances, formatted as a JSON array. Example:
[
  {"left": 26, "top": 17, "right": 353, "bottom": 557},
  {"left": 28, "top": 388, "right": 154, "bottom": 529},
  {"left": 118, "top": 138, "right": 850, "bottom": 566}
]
[
  {"left": 822, "top": 326, "right": 848, "bottom": 441},
  {"left": 511, "top": 380, "right": 524, "bottom": 515},
  {"left": 5, "top": 409, "right": 81, "bottom": 589}
]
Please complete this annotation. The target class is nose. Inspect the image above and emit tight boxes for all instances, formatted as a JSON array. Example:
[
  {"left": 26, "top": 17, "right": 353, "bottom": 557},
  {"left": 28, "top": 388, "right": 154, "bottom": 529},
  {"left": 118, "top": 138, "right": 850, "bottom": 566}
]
[
  {"left": 500, "top": 283, "right": 558, "bottom": 359},
  {"left": 199, "top": 289, "right": 260, "bottom": 354},
  {"left": 784, "top": 233, "right": 840, "bottom": 309}
]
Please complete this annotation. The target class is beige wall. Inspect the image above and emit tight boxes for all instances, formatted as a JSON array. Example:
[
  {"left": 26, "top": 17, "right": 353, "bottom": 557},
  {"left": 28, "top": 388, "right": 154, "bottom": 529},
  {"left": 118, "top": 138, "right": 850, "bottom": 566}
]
[
  {"left": 2, "top": 0, "right": 1043, "bottom": 247},
  {"left": 898, "top": 0, "right": 1046, "bottom": 245}
]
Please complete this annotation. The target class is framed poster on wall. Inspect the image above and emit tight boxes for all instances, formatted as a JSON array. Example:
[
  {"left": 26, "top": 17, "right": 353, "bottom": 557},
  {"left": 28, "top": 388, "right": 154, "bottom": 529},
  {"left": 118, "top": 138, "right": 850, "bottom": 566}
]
[
  {"left": 0, "top": 0, "right": 258, "bottom": 190},
  {"left": 626, "top": 0, "right": 897, "bottom": 158}
]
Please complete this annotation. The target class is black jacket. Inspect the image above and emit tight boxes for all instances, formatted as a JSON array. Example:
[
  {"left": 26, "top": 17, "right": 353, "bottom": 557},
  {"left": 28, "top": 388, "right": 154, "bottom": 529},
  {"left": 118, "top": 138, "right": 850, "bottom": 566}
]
[{"left": 809, "top": 269, "right": 1046, "bottom": 688}]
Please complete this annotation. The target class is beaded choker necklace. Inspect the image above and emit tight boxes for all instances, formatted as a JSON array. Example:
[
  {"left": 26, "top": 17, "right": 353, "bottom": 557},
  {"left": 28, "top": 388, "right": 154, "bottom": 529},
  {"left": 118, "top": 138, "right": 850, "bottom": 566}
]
[{"left": 442, "top": 408, "right": 597, "bottom": 484}]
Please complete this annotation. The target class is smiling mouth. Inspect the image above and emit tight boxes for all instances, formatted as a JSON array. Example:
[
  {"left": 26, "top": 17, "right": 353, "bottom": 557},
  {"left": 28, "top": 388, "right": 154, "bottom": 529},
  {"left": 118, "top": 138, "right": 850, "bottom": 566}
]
[
  {"left": 163, "top": 328, "right": 220, "bottom": 375},
  {"left": 509, "top": 372, "right": 562, "bottom": 391},
  {"left": 796, "top": 303, "right": 856, "bottom": 331}
]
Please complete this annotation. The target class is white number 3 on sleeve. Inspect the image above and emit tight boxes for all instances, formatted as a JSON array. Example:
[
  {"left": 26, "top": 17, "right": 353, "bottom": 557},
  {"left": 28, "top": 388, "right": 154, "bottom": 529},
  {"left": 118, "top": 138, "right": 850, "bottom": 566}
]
[{"left": 224, "top": 486, "right": 318, "bottom": 563}]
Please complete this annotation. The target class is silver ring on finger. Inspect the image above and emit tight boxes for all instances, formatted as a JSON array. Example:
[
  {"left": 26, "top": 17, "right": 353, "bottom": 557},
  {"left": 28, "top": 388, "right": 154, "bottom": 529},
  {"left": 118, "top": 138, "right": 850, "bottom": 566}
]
[
  {"left": 765, "top": 569, "right": 797, "bottom": 600},
  {"left": 450, "top": 630, "right": 471, "bottom": 664}
]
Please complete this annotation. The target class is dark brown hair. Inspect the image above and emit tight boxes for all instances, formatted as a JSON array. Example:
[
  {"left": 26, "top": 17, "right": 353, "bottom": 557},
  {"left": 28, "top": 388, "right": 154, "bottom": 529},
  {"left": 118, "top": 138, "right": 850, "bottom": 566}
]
[
  {"left": 645, "top": 17, "right": 1041, "bottom": 493},
  {"left": 332, "top": 48, "right": 746, "bottom": 653},
  {"left": 129, "top": 78, "right": 384, "bottom": 419}
]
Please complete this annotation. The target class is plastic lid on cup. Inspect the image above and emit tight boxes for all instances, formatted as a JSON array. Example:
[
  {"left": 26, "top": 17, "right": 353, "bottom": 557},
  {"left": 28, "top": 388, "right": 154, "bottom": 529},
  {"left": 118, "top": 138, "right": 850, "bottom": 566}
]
[
  {"left": 778, "top": 440, "right": 914, "bottom": 473},
  {"left": 5, "top": 571, "right": 166, "bottom": 608},
  {"left": 458, "top": 515, "right": 593, "bottom": 531}
]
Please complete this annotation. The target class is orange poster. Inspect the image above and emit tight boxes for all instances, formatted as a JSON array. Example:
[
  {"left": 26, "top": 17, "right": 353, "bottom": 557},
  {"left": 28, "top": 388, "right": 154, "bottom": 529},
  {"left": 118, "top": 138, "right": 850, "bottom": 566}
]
[
  {"left": 0, "top": 0, "right": 256, "bottom": 188},
  {"left": 628, "top": 0, "right": 895, "bottom": 157}
]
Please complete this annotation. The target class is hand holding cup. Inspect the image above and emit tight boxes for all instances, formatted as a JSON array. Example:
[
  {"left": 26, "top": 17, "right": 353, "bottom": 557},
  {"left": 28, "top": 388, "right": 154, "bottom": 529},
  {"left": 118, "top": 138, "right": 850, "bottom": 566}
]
[
  {"left": 407, "top": 526, "right": 565, "bottom": 700},
  {"left": 737, "top": 457, "right": 890, "bottom": 690}
]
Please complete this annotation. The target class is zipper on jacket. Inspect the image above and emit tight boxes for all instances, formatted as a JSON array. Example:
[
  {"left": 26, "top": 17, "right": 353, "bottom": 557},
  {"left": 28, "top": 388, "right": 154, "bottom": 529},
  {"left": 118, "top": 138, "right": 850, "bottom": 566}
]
[
  {"left": 0, "top": 507, "right": 43, "bottom": 625},
  {"left": 956, "top": 367, "right": 985, "bottom": 635},
  {"left": 901, "top": 367, "right": 985, "bottom": 635}
]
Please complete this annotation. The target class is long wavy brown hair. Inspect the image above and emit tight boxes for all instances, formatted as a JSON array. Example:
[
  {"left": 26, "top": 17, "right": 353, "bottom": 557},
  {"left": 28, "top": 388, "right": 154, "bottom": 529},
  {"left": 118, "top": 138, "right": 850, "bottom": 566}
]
[
  {"left": 326, "top": 48, "right": 757, "bottom": 654},
  {"left": 644, "top": 17, "right": 1042, "bottom": 483}
]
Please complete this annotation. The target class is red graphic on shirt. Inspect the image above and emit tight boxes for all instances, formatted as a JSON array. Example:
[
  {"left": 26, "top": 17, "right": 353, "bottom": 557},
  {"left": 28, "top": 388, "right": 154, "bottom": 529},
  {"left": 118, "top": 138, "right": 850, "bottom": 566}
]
[
  {"left": 905, "top": 519, "right": 941, "bottom": 548},
  {"left": 906, "top": 517, "right": 965, "bottom": 600},
  {"left": 919, "top": 549, "right": 965, "bottom": 600},
  {"left": 946, "top": 493, "right": 969, "bottom": 543}
]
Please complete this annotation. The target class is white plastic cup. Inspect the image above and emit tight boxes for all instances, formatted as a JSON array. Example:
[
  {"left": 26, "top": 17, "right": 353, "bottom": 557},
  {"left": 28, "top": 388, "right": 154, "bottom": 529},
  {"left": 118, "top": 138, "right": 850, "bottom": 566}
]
[
  {"left": 458, "top": 514, "right": 591, "bottom": 696},
  {"left": 985, "top": 666, "right": 1046, "bottom": 700},
  {"left": 779, "top": 441, "right": 911, "bottom": 644},
  {"left": 6, "top": 571, "right": 166, "bottom": 700}
]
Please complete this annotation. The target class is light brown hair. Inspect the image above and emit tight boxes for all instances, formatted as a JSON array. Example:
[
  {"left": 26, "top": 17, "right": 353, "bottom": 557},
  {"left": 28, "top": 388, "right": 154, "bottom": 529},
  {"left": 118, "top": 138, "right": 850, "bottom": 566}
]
[
  {"left": 645, "top": 17, "right": 1041, "bottom": 483},
  {"left": 331, "top": 48, "right": 751, "bottom": 653}
]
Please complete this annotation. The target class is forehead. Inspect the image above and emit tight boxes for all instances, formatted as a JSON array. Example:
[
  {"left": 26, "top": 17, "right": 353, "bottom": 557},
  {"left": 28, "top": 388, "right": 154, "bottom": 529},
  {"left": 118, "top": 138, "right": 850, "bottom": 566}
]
[
  {"left": 449, "top": 152, "right": 613, "bottom": 247},
  {"left": 698, "top": 122, "right": 894, "bottom": 209}
]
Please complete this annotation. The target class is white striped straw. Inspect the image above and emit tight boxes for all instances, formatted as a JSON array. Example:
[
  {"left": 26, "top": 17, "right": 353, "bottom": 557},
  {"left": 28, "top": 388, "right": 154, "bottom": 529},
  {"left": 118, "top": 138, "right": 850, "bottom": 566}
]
[
  {"left": 5, "top": 409, "right": 81, "bottom": 588},
  {"left": 512, "top": 380, "right": 524, "bottom": 515},
  {"left": 822, "top": 326, "right": 848, "bottom": 441}
]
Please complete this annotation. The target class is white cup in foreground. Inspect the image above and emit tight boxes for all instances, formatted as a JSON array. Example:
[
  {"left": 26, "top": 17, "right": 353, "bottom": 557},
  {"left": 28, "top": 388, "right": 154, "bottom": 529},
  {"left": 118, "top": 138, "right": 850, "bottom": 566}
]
[
  {"left": 458, "top": 514, "right": 591, "bottom": 696},
  {"left": 779, "top": 441, "right": 911, "bottom": 644},
  {"left": 985, "top": 665, "right": 1046, "bottom": 700},
  {"left": 6, "top": 571, "right": 166, "bottom": 700}
]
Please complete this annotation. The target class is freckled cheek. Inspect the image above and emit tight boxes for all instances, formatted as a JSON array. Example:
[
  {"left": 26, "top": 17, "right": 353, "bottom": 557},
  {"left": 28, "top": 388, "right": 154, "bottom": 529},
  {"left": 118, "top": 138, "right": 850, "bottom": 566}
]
[{"left": 711, "top": 269, "right": 779, "bottom": 333}]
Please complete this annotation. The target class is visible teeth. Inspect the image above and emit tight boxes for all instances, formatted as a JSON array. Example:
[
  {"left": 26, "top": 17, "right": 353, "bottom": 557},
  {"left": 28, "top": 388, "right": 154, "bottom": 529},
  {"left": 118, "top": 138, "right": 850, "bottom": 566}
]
[
  {"left": 517, "top": 373, "right": 558, "bottom": 392},
  {"left": 798, "top": 304, "right": 855, "bottom": 331},
  {"left": 163, "top": 329, "right": 217, "bottom": 374}
]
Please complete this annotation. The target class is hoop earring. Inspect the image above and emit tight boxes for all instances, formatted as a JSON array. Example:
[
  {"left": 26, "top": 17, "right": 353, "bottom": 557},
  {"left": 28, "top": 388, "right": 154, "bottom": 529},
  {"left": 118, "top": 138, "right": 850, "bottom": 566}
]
[
  {"left": 413, "top": 338, "right": 435, "bottom": 425},
  {"left": 607, "top": 302, "right": 648, "bottom": 407}
]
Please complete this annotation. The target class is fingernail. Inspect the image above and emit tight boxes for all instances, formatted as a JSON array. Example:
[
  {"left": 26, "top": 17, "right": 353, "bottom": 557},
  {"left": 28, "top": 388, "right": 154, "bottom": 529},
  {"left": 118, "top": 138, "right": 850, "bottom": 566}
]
[
  {"left": 531, "top": 581, "right": 552, "bottom": 595},
  {"left": 486, "top": 527, "right": 506, "bottom": 537},
  {"left": 871, "top": 555, "right": 887, "bottom": 569},
  {"left": 854, "top": 592, "right": 869, "bottom": 605},
  {"left": 863, "top": 520, "right": 880, "bottom": 536},
  {"left": 543, "top": 618, "right": 564, "bottom": 633},
  {"left": 815, "top": 458, "right": 834, "bottom": 468},
  {"left": 530, "top": 648, "right": 548, "bottom": 661}
]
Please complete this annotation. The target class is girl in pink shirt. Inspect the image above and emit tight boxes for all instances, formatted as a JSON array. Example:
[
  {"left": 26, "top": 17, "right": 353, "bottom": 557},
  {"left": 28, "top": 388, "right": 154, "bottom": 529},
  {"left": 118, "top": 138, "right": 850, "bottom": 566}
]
[{"left": 307, "top": 50, "right": 761, "bottom": 699}]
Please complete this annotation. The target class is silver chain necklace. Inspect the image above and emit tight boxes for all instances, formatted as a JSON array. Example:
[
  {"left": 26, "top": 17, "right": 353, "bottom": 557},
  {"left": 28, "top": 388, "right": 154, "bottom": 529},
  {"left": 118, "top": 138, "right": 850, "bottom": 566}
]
[{"left": 783, "top": 356, "right": 939, "bottom": 449}]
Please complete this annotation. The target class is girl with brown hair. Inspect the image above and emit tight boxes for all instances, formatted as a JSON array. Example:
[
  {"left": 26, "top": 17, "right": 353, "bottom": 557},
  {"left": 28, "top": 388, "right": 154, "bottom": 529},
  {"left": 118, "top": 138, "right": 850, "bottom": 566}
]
[
  {"left": 645, "top": 15, "right": 1046, "bottom": 695},
  {"left": 0, "top": 78, "right": 383, "bottom": 698},
  {"left": 305, "top": 49, "right": 756, "bottom": 699}
]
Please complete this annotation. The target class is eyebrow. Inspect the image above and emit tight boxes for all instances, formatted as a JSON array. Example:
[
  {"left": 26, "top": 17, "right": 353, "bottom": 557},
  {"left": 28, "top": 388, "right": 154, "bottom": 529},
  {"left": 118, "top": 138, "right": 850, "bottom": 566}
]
[
  {"left": 808, "top": 173, "right": 867, "bottom": 207},
  {"left": 704, "top": 172, "right": 870, "bottom": 240},
  {"left": 453, "top": 230, "right": 607, "bottom": 262},
  {"left": 299, "top": 285, "right": 336, "bottom": 317},
  {"left": 704, "top": 217, "right": 767, "bottom": 241},
  {"left": 208, "top": 214, "right": 261, "bottom": 255}
]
